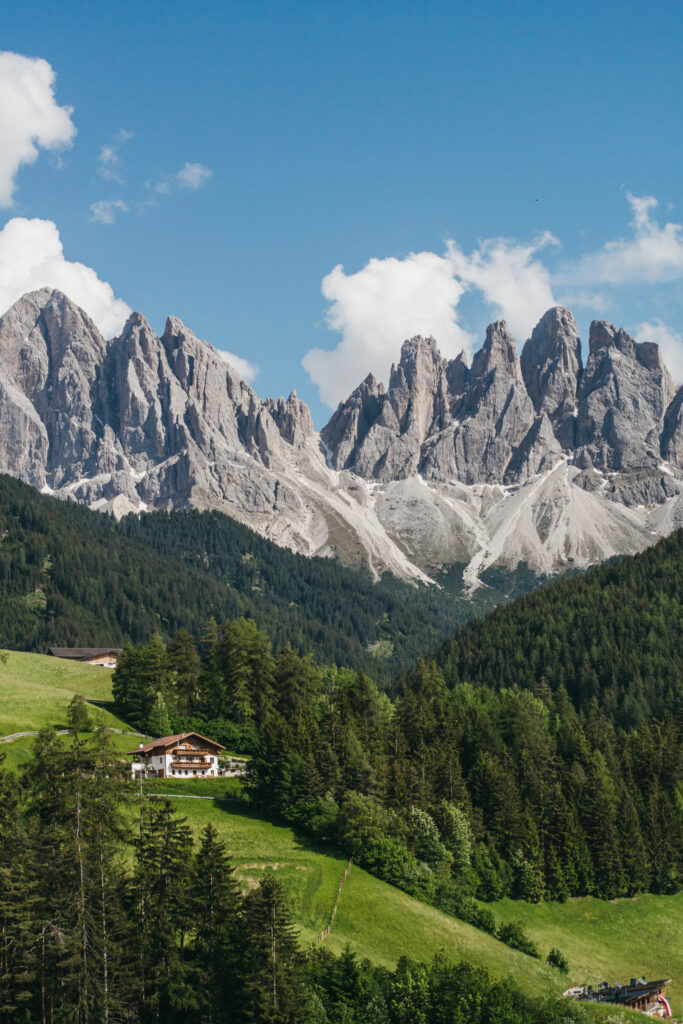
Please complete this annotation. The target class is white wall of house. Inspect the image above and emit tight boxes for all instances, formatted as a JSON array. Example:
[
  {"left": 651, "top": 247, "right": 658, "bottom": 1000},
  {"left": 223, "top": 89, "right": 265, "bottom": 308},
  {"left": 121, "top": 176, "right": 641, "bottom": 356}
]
[{"left": 130, "top": 742, "right": 221, "bottom": 779}]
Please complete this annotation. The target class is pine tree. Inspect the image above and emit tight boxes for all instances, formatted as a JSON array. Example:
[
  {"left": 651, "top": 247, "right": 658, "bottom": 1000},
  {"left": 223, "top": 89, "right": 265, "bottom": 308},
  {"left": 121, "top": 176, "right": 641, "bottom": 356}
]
[
  {"left": 190, "top": 825, "right": 244, "bottom": 1024},
  {"left": 131, "top": 800, "right": 195, "bottom": 1022},
  {"left": 242, "top": 873, "right": 309, "bottom": 1023},
  {"left": 147, "top": 692, "right": 171, "bottom": 738},
  {"left": 198, "top": 618, "right": 224, "bottom": 719},
  {"left": 168, "top": 629, "right": 202, "bottom": 715}
]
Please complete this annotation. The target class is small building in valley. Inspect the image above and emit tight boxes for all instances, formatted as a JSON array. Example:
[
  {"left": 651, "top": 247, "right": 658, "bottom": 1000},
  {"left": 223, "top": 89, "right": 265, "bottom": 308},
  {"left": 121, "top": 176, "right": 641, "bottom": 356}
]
[
  {"left": 567, "top": 977, "right": 673, "bottom": 1017},
  {"left": 48, "top": 647, "right": 122, "bottom": 667},
  {"left": 128, "top": 731, "right": 226, "bottom": 779}
]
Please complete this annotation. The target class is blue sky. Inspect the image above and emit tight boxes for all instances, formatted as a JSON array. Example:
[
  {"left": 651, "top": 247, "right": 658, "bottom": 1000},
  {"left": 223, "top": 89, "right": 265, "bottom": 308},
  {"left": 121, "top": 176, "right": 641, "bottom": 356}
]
[{"left": 2, "top": 0, "right": 683, "bottom": 422}]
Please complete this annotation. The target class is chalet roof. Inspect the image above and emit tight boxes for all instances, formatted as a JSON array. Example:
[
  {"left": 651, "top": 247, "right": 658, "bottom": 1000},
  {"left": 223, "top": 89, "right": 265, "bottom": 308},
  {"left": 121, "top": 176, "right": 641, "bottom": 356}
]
[
  {"left": 127, "top": 731, "right": 226, "bottom": 756},
  {"left": 48, "top": 647, "right": 122, "bottom": 660},
  {"left": 621, "top": 978, "right": 671, "bottom": 996},
  {"left": 593, "top": 978, "right": 672, "bottom": 1004}
]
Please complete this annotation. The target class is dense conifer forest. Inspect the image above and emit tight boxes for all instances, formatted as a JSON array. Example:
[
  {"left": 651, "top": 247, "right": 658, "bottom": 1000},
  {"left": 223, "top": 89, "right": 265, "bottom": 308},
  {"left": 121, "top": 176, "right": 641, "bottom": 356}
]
[
  {"left": 111, "top": 528, "right": 683, "bottom": 920},
  {"left": 430, "top": 528, "right": 683, "bottom": 729},
  {"left": 0, "top": 734, "right": 606, "bottom": 1024},
  {"left": 0, "top": 474, "right": 533, "bottom": 677}
]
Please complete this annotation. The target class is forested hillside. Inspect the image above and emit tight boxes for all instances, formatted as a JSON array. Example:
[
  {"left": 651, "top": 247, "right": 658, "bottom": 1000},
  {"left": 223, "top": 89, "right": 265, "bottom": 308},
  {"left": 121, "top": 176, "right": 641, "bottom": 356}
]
[
  {"left": 431, "top": 527, "right": 683, "bottom": 729},
  {"left": 0, "top": 474, "right": 534, "bottom": 675},
  {"left": 112, "top": 529, "right": 683, "bottom": 915}
]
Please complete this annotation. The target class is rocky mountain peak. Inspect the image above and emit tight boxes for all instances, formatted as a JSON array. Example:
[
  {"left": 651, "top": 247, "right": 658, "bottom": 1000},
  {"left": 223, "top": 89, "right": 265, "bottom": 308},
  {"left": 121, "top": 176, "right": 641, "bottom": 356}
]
[
  {"left": 446, "top": 350, "right": 469, "bottom": 400},
  {"left": 576, "top": 319, "right": 676, "bottom": 472},
  {"left": 1, "top": 289, "right": 683, "bottom": 588},
  {"left": 265, "top": 390, "right": 315, "bottom": 447},
  {"left": 471, "top": 320, "right": 522, "bottom": 382},
  {"left": 521, "top": 306, "right": 582, "bottom": 450}
]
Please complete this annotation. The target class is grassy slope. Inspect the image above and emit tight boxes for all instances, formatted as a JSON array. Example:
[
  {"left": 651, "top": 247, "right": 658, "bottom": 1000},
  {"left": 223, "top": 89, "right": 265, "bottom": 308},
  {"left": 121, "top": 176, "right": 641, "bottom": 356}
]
[
  {"left": 163, "top": 798, "right": 559, "bottom": 993},
  {"left": 0, "top": 650, "right": 138, "bottom": 771},
  {"left": 494, "top": 895, "right": 683, "bottom": 1018}
]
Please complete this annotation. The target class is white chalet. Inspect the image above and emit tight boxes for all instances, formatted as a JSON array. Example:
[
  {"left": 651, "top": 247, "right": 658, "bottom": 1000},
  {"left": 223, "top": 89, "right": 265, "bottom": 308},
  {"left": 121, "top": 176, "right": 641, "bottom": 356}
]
[{"left": 129, "top": 731, "right": 225, "bottom": 779}]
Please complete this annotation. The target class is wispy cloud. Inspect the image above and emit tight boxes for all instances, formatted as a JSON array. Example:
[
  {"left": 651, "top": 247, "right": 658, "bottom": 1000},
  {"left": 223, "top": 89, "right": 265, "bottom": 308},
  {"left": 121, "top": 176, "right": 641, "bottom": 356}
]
[
  {"left": 89, "top": 198, "right": 129, "bottom": 225},
  {"left": 98, "top": 128, "right": 133, "bottom": 183},
  {"left": 175, "top": 162, "right": 212, "bottom": 190},
  {"left": 151, "top": 161, "right": 213, "bottom": 196},
  {"left": 91, "top": 160, "right": 212, "bottom": 224},
  {"left": 0, "top": 51, "right": 76, "bottom": 207}
]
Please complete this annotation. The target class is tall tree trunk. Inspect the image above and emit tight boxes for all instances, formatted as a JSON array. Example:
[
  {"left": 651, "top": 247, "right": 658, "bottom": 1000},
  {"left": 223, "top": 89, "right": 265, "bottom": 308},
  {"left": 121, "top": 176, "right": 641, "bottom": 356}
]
[
  {"left": 271, "top": 906, "right": 277, "bottom": 1010},
  {"left": 41, "top": 925, "right": 46, "bottom": 1024},
  {"left": 75, "top": 773, "right": 89, "bottom": 1024},
  {"left": 99, "top": 831, "right": 109, "bottom": 1024}
]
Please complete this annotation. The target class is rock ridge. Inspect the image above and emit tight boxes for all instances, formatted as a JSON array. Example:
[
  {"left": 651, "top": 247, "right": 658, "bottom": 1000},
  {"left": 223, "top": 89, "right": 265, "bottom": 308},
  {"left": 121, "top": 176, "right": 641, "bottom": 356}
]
[{"left": 1, "top": 287, "right": 682, "bottom": 586}]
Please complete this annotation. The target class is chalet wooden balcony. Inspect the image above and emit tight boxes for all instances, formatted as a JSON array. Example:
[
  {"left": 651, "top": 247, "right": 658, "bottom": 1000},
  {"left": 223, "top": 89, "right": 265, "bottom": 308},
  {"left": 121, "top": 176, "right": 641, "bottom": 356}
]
[{"left": 171, "top": 759, "right": 212, "bottom": 769}]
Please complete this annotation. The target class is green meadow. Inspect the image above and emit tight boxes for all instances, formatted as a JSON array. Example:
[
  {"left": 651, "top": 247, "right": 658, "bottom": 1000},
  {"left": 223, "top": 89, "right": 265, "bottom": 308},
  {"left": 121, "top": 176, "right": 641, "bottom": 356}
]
[
  {"left": 156, "top": 796, "right": 558, "bottom": 989},
  {"left": 0, "top": 650, "right": 137, "bottom": 770},
  {"left": 494, "top": 893, "right": 683, "bottom": 1018}
]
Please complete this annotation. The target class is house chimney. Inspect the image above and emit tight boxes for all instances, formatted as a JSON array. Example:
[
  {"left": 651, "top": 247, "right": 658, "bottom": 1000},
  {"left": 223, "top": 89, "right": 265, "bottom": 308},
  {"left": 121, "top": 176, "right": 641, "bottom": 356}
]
[{"left": 139, "top": 743, "right": 143, "bottom": 749}]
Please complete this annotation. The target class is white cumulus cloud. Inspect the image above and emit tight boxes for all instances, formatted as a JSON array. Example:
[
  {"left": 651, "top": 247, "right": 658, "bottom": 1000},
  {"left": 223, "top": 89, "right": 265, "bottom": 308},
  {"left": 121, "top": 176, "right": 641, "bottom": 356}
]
[
  {"left": 303, "top": 235, "right": 560, "bottom": 407},
  {"left": 0, "top": 51, "right": 76, "bottom": 207},
  {"left": 303, "top": 251, "right": 472, "bottom": 407},
  {"left": 89, "top": 198, "right": 129, "bottom": 225},
  {"left": 217, "top": 349, "right": 258, "bottom": 383},
  {"left": 0, "top": 217, "right": 131, "bottom": 337},
  {"left": 448, "top": 232, "right": 559, "bottom": 341},
  {"left": 559, "top": 192, "right": 683, "bottom": 286},
  {"left": 633, "top": 318, "right": 683, "bottom": 384},
  {"left": 303, "top": 192, "right": 683, "bottom": 407}
]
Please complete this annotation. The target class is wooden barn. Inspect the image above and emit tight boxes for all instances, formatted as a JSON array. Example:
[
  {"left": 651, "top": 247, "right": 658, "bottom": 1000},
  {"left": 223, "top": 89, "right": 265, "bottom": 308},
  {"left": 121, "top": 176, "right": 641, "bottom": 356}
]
[{"left": 48, "top": 647, "right": 122, "bottom": 667}]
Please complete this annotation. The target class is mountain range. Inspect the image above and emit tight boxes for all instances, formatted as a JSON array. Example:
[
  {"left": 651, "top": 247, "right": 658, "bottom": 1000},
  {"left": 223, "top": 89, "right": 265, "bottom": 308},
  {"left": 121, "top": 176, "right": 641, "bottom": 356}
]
[{"left": 1, "top": 287, "right": 682, "bottom": 584}]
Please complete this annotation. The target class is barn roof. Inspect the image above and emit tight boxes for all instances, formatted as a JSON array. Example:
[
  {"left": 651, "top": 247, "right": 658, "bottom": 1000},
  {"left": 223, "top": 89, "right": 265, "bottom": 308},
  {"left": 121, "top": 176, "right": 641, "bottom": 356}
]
[
  {"left": 127, "top": 731, "right": 226, "bottom": 756},
  {"left": 48, "top": 647, "right": 122, "bottom": 660}
]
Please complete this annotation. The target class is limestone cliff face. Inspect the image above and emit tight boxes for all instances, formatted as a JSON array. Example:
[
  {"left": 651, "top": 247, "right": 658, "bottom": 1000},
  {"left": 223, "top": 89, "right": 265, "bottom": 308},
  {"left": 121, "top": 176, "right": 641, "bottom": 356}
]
[
  {"left": 575, "top": 320, "right": 676, "bottom": 473},
  {"left": 521, "top": 306, "right": 582, "bottom": 450},
  {"left": 1, "top": 287, "right": 682, "bottom": 586},
  {"left": 322, "top": 335, "right": 450, "bottom": 480}
]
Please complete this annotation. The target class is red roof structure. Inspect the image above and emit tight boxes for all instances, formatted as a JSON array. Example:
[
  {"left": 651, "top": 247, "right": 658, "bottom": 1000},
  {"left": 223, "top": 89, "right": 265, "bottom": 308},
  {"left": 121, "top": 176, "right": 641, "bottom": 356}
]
[{"left": 127, "top": 731, "right": 226, "bottom": 756}]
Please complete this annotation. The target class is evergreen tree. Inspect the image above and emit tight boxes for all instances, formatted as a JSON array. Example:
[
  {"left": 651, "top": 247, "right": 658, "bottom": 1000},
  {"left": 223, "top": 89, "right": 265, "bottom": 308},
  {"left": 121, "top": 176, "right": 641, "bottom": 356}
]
[
  {"left": 147, "top": 692, "right": 172, "bottom": 738},
  {"left": 131, "top": 800, "right": 195, "bottom": 1022},
  {"left": 242, "top": 873, "right": 309, "bottom": 1023},
  {"left": 190, "top": 825, "right": 243, "bottom": 1024},
  {"left": 67, "top": 694, "right": 92, "bottom": 733},
  {"left": 168, "top": 628, "right": 202, "bottom": 714}
]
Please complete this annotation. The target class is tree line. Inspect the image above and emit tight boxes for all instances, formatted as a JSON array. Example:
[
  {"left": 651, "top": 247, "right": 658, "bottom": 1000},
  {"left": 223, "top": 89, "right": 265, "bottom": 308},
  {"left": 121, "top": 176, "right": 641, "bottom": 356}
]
[
  {"left": 1, "top": 734, "right": 597, "bottom": 1024},
  {"left": 0, "top": 474, "right": 524, "bottom": 678}
]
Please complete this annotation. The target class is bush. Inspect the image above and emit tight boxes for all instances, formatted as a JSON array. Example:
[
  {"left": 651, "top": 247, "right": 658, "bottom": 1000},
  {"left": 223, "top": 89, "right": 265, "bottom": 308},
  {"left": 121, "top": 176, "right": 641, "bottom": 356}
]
[
  {"left": 546, "top": 947, "right": 569, "bottom": 974},
  {"left": 496, "top": 921, "right": 540, "bottom": 958},
  {"left": 67, "top": 693, "right": 92, "bottom": 732}
]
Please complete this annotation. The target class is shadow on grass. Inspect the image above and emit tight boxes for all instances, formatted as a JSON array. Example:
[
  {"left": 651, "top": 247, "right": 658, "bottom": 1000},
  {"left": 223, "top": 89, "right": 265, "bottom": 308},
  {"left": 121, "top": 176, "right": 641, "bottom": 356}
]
[
  {"left": 86, "top": 699, "right": 119, "bottom": 713},
  {"left": 210, "top": 797, "right": 350, "bottom": 864}
]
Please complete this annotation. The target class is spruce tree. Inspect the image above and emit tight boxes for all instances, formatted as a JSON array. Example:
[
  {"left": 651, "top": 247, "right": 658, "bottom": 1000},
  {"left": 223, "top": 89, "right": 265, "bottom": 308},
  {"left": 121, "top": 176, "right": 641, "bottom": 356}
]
[
  {"left": 190, "top": 825, "right": 243, "bottom": 1024},
  {"left": 242, "top": 873, "right": 309, "bottom": 1023}
]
